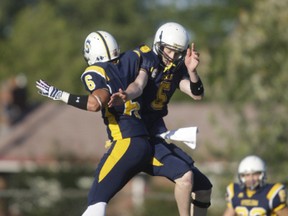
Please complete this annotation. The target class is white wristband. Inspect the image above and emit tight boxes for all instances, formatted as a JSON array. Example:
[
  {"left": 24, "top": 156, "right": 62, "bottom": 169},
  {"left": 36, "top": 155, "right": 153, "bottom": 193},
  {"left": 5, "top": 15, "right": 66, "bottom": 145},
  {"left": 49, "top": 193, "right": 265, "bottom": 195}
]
[{"left": 61, "top": 91, "right": 70, "bottom": 103}]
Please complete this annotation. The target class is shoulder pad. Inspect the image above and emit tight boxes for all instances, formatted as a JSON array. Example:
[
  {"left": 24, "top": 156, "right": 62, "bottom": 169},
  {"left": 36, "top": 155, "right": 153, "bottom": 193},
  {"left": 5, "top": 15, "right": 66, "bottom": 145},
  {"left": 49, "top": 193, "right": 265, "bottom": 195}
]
[{"left": 139, "top": 44, "right": 152, "bottom": 53}]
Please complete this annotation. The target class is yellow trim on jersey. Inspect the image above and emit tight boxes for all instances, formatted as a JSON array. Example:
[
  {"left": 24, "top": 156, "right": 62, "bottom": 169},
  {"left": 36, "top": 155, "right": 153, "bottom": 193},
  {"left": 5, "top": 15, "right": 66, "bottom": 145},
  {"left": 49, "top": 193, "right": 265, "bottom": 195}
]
[
  {"left": 105, "top": 107, "right": 123, "bottom": 140},
  {"left": 267, "top": 183, "right": 283, "bottom": 200},
  {"left": 246, "top": 188, "right": 256, "bottom": 198},
  {"left": 163, "top": 62, "right": 176, "bottom": 72},
  {"left": 83, "top": 65, "right": 110, "bottom": 81},
  {"left": 273, "top": 203, "right": 286, "bottom": 213},
  {"left": 267, "top": 183, "right": 286, "bottom": 211},
  {"left": 225, "top": 183, "right": 234, "bottom": 208},
  {"left": 227, "top": 183, "right": 235, "bottom": 200},
  {"left": 133, "top": 50, "right": 141, "bottom": 57},
  {"left": 99, "top": 138, "right": 131, "bottom": 182},
  {"left": 152, "top": 157, "right": 163, "bottom": 166}
]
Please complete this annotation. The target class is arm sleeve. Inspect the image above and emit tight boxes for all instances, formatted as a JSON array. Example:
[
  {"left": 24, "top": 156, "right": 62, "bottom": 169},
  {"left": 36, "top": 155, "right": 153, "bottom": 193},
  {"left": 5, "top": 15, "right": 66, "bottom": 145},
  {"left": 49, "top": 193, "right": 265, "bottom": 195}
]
[
  {"left": 138, "top": 45, "right": 160, "bottom": 73},
  {"left": 270, "top": 184, "right": 287, "bottom": 211},
  {"left": 81, "top": 70, "right": 109, "bottom": 93},
  {"left": 225, "top": 183, "right": 235, "bottom": 208}
]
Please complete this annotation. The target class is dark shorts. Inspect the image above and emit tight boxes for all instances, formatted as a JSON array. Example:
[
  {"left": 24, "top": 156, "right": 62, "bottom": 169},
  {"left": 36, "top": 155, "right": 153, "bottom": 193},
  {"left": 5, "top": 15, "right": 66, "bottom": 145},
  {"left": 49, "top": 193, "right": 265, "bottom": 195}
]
[
  {"left": 87, "top": 136, "right": 152, "bottom": 204},
  {"left": 144, "top": 137, "right": 212, "bottom": 191}
]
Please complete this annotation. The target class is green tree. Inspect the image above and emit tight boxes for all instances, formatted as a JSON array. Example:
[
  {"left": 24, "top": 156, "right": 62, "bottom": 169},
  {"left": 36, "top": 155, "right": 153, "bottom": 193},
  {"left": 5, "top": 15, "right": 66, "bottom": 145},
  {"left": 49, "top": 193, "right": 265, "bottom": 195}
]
[
  {"left": 1, "top": 1, "right": 84, "bottom": 102},
  {"left": 218, "top": 0, "right": 288, "bottom": 179}
]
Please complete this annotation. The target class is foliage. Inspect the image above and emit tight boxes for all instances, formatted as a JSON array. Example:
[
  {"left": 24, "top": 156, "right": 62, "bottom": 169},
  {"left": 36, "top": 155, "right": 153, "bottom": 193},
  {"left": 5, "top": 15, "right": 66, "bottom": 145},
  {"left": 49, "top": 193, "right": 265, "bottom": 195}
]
[
  {"left": 210, "top": 0, "right": 288, "bottom": 182},
  {"left": 6, "top": 162, "right": 94, "bottom": 216},
  {"left": 140, "top": 199, "right": 178, "bottom": 216},
  {"left": 1, "top": 0, "right": 288, "bottom": 214},
  {"left": 0, "top": 0, "right": 250, "bottom": 102}
]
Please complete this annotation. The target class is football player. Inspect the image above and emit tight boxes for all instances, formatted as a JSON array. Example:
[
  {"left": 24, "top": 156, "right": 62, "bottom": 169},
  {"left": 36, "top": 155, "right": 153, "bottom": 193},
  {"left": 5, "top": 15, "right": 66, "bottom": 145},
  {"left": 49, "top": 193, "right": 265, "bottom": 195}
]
[
  {"left": 109, "top": 22, "right": 212, "bottom": 216},
  {"left": 36, "top": 31, "right": 158, "bottom": 216},
  {"left": 223, "top": 155, "right": 288, "bottom": 216}
]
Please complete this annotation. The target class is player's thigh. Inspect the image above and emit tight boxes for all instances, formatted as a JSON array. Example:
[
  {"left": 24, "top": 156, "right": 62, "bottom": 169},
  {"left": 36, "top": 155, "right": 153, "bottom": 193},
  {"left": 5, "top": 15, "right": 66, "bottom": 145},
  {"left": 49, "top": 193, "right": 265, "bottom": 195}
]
[
  {"left": 147, "top": 142, "right": 191, "bottom": 181},
  {"left": 88, "top": 137, "right": 151, "bottom": 204},
  {"left": 166, "top": 142, "right": 195, "bottom": 166}
]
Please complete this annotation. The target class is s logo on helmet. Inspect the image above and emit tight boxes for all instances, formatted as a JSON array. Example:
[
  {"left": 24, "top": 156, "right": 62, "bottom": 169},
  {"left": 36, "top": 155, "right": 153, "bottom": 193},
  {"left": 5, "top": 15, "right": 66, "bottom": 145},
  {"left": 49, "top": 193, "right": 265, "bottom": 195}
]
[{"left": 84, "top": 40, "right": 91, "bottom": 54}]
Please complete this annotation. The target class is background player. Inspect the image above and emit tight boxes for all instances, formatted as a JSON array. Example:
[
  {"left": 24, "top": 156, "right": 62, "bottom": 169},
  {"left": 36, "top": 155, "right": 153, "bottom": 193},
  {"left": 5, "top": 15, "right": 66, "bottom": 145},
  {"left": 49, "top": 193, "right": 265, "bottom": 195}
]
[
  {"left": 36, "top": 31, "right": 158, "bottom": 216},
  {"left": 223, "top": 155, "right": 288, "bottom": 216}
]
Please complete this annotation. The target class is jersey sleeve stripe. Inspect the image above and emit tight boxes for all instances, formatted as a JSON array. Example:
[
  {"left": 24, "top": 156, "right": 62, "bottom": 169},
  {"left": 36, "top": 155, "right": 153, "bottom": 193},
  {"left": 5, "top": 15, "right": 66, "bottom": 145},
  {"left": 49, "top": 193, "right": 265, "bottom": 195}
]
[
  {"left": 273, "top": 203, "right": 287, "bottom": 213},
  {"left": 132, "top": 50, "right": 141, "bottom": 57},
  {"left": 227, "top": 183, "right": 235, "bottom": 199},
  {"left": 267, "top": 183, "right": 285, "bottom": 209},
  {"left": 226, "top": 183, "right": 235, "bottom": 208},
  {"left": 81, "top": 65, "right": 110, "bottom": 81}
]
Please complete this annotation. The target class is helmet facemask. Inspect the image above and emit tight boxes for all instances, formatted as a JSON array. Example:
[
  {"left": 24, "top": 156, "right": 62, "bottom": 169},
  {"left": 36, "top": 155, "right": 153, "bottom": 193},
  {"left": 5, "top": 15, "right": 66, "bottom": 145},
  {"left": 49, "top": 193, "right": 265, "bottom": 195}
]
[
  {"left": 238, "top": 171, "right": 266, "bottom": 190},
  {"left": 155, "top": 42, "right": 187, "bottom": 66}
]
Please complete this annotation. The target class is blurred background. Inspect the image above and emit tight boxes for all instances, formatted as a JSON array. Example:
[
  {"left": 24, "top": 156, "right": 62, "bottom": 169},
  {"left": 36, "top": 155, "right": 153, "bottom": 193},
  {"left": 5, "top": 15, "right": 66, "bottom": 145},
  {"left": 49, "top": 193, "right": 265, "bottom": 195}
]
[{"left": 0, "top": 0, "right": 288, "bottom": 215}]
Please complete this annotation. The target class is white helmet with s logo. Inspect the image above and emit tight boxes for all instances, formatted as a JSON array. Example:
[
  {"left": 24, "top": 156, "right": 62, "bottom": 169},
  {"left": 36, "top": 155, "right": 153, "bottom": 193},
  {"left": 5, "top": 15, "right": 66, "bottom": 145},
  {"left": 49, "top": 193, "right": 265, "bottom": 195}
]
[{"left": 83, "top": 31, "right": 120, "bottom": 65}]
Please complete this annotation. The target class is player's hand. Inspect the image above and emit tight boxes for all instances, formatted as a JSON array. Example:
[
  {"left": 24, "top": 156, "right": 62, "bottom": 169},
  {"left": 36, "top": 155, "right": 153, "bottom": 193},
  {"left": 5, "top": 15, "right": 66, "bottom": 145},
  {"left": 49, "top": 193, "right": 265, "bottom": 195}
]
[
  {"left": 36, "top": 79, "right": 63, "bottom": 100},
  {"left": 108, "top": 88, "right": 127, "bottom": 107},
  {"left": 184, "top": 43, "right": 200, "bottom": 73}
]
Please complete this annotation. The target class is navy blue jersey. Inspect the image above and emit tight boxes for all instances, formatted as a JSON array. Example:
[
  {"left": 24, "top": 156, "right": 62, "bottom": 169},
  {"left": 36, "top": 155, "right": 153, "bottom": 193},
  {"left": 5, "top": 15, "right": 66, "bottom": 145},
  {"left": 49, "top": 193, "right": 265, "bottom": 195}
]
[
  {"left": 137, "top": 49, "right": 212, "bottom": 192},
  {"left": 225, "top": 183, "right": 287, "bottom": 216},
  {"left": 80, "top": 46, "right": 155, "bottom": 141},
  {"left": 79, "top": 46, "right": 158, "bottom": 206},
  {"left": 141, "top": 57, "right": 189, "bottom": 135}
]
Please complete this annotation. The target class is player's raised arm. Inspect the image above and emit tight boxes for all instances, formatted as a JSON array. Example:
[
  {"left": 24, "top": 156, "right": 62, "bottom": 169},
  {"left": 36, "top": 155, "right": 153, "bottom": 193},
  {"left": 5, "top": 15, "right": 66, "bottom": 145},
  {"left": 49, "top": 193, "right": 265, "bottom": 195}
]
[{"left": 179, "top": 43, "right": 204, "bottom": 100}]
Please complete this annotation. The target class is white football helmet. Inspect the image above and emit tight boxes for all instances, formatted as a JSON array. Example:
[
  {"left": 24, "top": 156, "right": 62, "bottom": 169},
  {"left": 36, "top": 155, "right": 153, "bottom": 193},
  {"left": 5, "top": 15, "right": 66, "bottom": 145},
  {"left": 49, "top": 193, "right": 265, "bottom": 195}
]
[
  {"left": 83, "top": 31, "right": 120, "bottom": 65},
  {"left": 238, "top": 155, "right": 266, "bottom": 189},
  {"left": 153, "top": 22, "right": 189, "bottom": 64}
]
